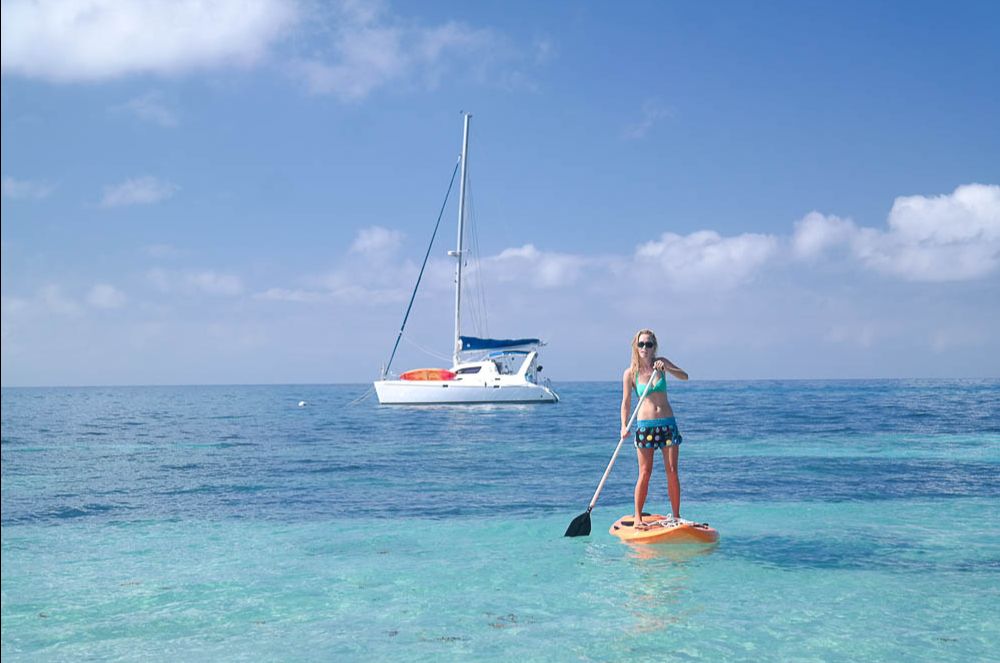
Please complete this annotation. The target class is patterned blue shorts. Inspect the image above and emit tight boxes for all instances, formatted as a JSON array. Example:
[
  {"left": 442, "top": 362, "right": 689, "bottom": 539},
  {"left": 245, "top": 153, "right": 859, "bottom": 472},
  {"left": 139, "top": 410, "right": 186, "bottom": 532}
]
[{"left": 634, "top": 417, "right": 683, "bottom": 449}]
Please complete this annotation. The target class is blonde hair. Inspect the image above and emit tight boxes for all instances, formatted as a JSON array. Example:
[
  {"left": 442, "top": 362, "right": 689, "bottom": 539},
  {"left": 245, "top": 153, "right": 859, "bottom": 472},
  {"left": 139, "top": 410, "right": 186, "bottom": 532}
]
[{"left": 629, "top": 328, "right": 658, "bottom": 387}]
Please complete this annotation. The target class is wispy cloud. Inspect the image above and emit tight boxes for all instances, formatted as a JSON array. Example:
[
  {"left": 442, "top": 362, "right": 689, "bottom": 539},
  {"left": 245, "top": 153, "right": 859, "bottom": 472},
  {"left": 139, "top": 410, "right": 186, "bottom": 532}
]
[
  {"left": 824, "top": 322, "right": 884, "bottom": 349},
  {"left": 147, "top": 268, "right": 245, "bottom": 297},
  {"left": 287, "top": 4, "right": 515, "bottom": 101},
  {"left": 113, "top": 91, "right": 178, "bottom": 127},
  {"left": 0, "top": 296, "right": 29, "bottom": 345},
  {"left": 2, "top": 284, "right": 125, "bottom": 345},
  {"left": 350, "top": 225, "right": 404, "bottom": 255},
  {"left": 101, "top": 176, "right": 178, "bottom": 208},
  {"left": 86, "top": 283, "right": 127, "bottom": 309},
  {"left": 38, "top": 285, "right": 81, "bottom": 315},
  {"left": 2, "top": 176, "right": 54, "bottom": 200},
  {"left": 186, "top": 271, "right": 244, "bottom": 296},
  {"left": 146, "top": 267, "right": 244, "bottom": 297},
  {"left": 255, "top": 287, "right": 327, "bottom": 303},
  {"left": 1, "top": 0, "right": 298, "bottom": 82},
  {"left": 533, "top": 37, "right": 555, "bottom": 65},
  {"left": 929, "top": 326, "right": 990, "bottom": 353},
  {"left": 623, "top": 100, "right": 673, "bottom": 140},
  {"left": 256, "top": 226, "right": 418, "bottom": 305}
]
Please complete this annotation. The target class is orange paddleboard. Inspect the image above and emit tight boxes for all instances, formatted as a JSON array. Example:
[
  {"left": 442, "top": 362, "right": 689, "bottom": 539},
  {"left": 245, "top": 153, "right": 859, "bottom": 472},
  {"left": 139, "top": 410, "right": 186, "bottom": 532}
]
[{"left": 609, "top": 514, "right": 719, "bottom": 545}]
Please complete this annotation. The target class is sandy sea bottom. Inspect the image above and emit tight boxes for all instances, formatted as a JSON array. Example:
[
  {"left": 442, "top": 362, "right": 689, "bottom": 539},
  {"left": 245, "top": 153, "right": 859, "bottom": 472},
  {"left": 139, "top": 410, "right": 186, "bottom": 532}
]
[{"left": 4, "top": 498, "right": 998, "bottom": 661}]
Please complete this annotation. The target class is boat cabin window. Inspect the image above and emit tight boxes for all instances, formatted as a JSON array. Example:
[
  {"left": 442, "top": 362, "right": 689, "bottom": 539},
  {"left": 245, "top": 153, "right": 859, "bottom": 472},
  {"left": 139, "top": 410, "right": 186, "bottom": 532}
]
[{"left": 456, "top": 366, "right": 482, "bottom": 375}]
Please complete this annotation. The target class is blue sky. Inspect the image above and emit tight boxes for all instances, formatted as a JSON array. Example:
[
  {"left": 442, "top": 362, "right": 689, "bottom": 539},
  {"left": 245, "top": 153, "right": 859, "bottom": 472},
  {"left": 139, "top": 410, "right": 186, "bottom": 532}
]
[{"left": 2, "top": 0, "right": 998, "bottom": 386}]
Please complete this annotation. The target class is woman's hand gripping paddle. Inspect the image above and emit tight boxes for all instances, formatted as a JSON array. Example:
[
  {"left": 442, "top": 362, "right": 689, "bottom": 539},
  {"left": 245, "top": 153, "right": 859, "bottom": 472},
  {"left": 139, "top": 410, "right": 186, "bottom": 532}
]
[{"left": 564, "top": 369, "right": 660, "bottom": 537}]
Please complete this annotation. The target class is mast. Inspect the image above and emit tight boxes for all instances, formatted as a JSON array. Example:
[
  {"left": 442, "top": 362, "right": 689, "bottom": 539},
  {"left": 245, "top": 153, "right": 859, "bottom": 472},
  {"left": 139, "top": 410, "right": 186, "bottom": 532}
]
[{"left": 451, "top": 113, "right": 471, "bottom": 365}]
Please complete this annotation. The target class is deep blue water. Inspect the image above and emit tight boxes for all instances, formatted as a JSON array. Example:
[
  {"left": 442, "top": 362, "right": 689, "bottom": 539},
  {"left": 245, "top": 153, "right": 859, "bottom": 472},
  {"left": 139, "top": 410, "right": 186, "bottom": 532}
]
[{"left": 3, "top": 379, "right": 999, "bottom": 660}]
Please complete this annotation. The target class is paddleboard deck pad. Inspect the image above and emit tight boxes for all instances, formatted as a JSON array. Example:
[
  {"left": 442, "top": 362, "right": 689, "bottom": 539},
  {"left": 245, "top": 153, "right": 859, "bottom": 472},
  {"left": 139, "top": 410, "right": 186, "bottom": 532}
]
[{"left": 610, "top": 514, "right": 719, "bottom": 544}]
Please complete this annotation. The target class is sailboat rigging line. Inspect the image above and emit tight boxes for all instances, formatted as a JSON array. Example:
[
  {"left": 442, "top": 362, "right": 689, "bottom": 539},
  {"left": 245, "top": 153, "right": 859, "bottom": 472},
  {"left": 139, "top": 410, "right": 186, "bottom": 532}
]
[
  {"left": 401, "top": 334, "right": 452, "bottom": 362},
  {"left": 382, "top": 157, "right": 462, "bottom": 378},
  {"left": 347, "top": 385, "right": 375, "bottom": 406},
  {"left": 464, "top": 177, "right": 490, "bottom": 337}
]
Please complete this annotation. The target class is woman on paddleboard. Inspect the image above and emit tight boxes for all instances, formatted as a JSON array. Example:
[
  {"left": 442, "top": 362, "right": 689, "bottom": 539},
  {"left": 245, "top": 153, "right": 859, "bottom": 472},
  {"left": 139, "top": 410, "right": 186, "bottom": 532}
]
[{"left": 621, "top": 329, "right": 688, "bottom": 529}]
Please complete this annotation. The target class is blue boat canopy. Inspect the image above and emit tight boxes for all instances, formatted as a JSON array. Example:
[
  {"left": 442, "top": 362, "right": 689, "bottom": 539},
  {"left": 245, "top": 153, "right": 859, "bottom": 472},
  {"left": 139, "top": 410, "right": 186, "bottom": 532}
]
[{"left": 460, "top": 336, "right": 540, "bottom": 351}]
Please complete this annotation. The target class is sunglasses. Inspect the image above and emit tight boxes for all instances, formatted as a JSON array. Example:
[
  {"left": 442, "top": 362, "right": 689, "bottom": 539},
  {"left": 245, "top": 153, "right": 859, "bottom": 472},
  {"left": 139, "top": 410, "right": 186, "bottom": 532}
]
[{"left": 637, "top": 341, "right": 655, "bottom": 349}]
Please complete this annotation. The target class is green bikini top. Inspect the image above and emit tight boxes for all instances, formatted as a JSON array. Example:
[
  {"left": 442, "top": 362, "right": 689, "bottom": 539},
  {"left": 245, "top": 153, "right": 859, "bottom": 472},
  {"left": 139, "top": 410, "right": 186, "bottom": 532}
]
[{"left": 635, "top": 371, "right": 667, "bottom": 397}]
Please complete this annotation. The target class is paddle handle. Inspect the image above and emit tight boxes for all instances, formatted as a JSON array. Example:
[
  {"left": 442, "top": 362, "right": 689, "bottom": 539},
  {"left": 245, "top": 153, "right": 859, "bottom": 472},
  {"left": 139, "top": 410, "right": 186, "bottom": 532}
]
[{"left": 585, "top": 369, "right": 660, "bottom": 512}]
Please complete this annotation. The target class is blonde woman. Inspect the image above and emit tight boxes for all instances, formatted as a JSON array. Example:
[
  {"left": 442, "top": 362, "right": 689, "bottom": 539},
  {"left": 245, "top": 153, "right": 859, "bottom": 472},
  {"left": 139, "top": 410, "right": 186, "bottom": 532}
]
[{"left": 620, "top": 329, "right": 689, "bottom": 529}]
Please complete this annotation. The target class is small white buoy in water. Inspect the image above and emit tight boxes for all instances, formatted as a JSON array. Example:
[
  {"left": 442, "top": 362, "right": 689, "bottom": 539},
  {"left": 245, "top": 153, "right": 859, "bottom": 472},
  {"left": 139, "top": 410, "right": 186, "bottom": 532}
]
[{"left": 298, "top": 401, "right": 307, "bottom": 407}]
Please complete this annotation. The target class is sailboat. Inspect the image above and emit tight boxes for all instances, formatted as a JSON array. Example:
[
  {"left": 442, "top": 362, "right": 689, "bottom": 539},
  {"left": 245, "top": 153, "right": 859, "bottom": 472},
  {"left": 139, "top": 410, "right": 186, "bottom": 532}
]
[{"left": 373, "top": 114, "right": 559, "bottom": 405}]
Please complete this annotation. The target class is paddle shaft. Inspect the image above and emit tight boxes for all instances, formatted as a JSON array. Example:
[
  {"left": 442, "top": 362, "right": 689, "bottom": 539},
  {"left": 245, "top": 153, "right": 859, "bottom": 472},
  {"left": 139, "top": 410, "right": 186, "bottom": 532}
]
[{"left": 585, "top": 369, "right": 660, "bottom": 512}]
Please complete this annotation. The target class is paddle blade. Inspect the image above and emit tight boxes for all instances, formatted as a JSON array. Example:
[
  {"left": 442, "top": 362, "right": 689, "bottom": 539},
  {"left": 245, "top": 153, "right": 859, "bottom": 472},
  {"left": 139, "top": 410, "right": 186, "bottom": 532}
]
[{"left": 564, "top": 511, "right": 592, "bottom": 537}]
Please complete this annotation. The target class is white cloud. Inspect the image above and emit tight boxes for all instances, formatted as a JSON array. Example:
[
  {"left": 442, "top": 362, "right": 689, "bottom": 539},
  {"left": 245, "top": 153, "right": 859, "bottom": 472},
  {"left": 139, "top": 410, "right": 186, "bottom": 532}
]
[
  {"left": 791, "top": 212, "right": 857, "bottom": 259},
  {"left": 253, "top": 184, "right": 999, "bottom": 336},
  {"left": 114, "top": 91, "right": 178, "bottom": 127},
  {"left": 2, "top": 176, "right": 54, "bottom": 200},
  {"left": 86, "top": 283, "right": 127, "bottom": 309},
  {"left": 1, "top": 0, "right": 297, "bottom": 82},
  {"left": 101, "top": 176, "right": 178, "bottom": 207},
  {"left": 2, "top": 1, "right": 535, "bottom": 102},
  {"left": 636, "top": 230, "right": 779, "bottom": 290},
  {"left": 856, "top": 184, "right": 1000, "bottom": 281},
  {"left": 792, "top": 184, "right": 1000, "bottom": 282},
  {"left": 262, "top": 228, "right": 781, "bottom": 308},
  {"left": 350, "top": 226, "right": 404, "bottom": 255},
  {"left": 888, "top": 183, "right": 999, "bottom": 244},
  {"left": 487, "top": 244, "right": 592, "bottom": 288}
]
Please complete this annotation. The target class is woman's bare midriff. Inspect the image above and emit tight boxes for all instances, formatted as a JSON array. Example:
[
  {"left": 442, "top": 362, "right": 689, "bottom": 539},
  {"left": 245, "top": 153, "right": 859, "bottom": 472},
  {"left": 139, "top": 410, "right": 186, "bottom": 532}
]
[{"left": 638, "top": 392, "right": 673, "bottom": 420}]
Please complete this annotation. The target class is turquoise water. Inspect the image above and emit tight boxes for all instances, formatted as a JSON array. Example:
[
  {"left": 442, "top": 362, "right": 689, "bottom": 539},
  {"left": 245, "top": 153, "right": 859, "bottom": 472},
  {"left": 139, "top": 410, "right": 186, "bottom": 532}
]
[{"left": 3, "top": 381, "right": 999, "bottom": 661}]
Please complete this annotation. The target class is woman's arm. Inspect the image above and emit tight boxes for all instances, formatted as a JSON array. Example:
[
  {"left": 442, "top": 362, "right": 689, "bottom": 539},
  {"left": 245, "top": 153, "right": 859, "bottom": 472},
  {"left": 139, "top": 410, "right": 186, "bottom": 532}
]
[
  {"left": 620, "top": 369, "right": 633, "bottom": 438},
  {"left": 657, "top": 357, "right": 688, "bottom": 381}
]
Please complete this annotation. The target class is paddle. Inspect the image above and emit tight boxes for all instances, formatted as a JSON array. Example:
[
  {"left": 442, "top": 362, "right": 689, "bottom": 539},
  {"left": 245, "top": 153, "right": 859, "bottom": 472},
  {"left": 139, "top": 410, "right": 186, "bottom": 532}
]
[{"left": 564, "top": 368, "right": 660, "bottom": 537}]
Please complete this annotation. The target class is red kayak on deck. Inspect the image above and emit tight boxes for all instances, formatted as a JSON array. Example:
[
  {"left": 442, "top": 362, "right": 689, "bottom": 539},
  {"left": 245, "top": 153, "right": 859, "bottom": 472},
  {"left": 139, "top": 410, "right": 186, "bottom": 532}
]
[{"left": 399, "top": 368, "right": 457, "bottom": 381}]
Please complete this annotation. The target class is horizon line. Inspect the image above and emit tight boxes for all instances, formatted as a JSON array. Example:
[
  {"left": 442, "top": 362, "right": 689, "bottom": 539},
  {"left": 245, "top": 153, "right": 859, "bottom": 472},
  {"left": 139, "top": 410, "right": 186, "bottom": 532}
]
[{"left": 2, "top": 376, "right": 998, "bottom": 390}]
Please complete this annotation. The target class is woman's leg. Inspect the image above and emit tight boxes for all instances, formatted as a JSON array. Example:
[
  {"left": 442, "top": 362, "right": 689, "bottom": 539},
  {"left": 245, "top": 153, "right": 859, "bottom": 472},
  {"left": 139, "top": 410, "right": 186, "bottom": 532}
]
[
  {"left": 663, "top": 445, "right": 680, "bottom": 519},
  {"left": 634, "top": 447, "right": 655, "bottom": 526}
]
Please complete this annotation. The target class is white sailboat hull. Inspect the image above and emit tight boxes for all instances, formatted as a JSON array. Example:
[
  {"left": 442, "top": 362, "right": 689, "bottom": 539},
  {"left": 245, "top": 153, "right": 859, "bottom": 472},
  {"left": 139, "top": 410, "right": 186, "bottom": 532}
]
[{"left": 374, "top": 379, "right": 558, "bottom": 404}]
